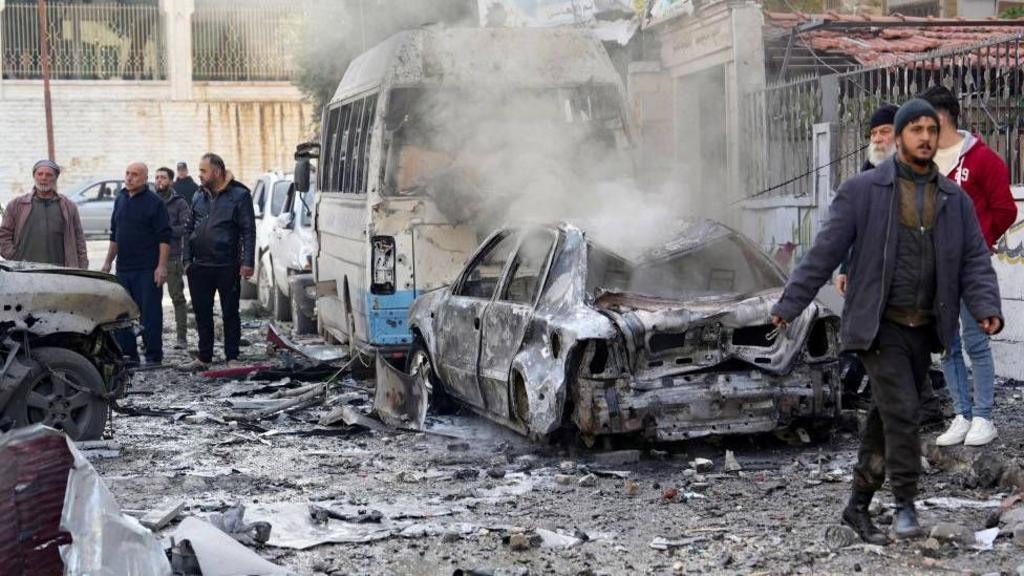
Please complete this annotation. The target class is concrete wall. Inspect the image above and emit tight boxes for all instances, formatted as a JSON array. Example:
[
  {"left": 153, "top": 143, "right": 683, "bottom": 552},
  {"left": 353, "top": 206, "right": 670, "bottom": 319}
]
[
  {"left": 0, "top": 82, "right": 312, "bottom": 201},
  {"left": 992, "top": 194, "right": 1024, "bottom": 380}
]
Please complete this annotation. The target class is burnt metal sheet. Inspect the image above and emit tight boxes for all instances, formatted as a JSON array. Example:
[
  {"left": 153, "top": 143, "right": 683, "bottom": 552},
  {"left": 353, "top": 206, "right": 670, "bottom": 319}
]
[{"left": 373, "top": 353, "right": 428, "bottom": 430}]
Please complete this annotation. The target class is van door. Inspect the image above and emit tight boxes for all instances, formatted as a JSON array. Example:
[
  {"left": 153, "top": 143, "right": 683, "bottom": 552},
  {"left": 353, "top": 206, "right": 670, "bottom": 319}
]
[
  {"left": 477, "top": 229, "right": 557, "bottom": 420},
  {"left": 437, "top": 231, "right": 518, "bottom": 408}
]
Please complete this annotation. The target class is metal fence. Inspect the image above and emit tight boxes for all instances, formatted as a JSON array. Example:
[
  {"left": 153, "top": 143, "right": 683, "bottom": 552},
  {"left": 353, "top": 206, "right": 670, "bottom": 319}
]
[
  {"left": 1, "top": 2, "right": 165, "bottom": 80},
  {"left": 744, "top": 34, "right": 1024, "bottom": 202},
  {"left": 191, "top": 0, "right": 300, "bottom": 81}
]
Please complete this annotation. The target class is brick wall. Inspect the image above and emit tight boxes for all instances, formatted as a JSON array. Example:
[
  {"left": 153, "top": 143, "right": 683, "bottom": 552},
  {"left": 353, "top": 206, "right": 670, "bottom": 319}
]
[{"left": 0, "top": 83, "right": 313, "bottom": 203}]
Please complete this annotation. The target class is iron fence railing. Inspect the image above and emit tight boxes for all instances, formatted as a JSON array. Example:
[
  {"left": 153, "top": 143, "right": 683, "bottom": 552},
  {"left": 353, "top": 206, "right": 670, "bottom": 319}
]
[
  {"left": 1, "top": 2, "right": 165, "bottom": 80},
  {"left": 743, "top": 34, "right": 1024, "bottom": 202},
  {"left": 191, "top": 0, "right": 300, "bottom": 81}
]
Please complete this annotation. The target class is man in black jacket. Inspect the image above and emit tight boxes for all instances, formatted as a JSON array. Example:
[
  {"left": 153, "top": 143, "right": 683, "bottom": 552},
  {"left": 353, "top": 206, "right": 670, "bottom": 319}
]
[
  {"left": 173, "top": 161, "right": 200, "bottom": 206},
  {"left": 180, "top": 153, "right": 256, "bottom": 371},
  {"left": 771, "top": 99, "right": 1003, "bottom": 543}
]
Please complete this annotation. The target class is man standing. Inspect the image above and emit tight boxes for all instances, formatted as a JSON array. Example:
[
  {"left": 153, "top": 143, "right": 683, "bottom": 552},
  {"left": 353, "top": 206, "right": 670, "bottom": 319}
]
[
  {"left": 919, "top": 86, "right": 1017, "bottom": 447},
  {"left": 181, "top": 153, "right": 256, "bottom": 371},
  {"left": 101, "top": 163, "right": 171, "bottom": 366},
  {"left": 156, "top": 166, "right": 191, "bottom": 350},
  {"left": 771, "top": 99, "right": 1003, "bottom": 542},
  {"left": 0, "top": 160, "right": 88, "bottom": 268},
  {"left": 173, "top": 161, "right": 200, "bottom": 206}
]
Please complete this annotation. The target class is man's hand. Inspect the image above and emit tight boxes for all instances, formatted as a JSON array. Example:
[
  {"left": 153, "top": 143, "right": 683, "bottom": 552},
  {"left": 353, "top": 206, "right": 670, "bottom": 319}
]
[
  {"left": 240, "top": 265, "right": 254, "bottom": 279},
  {"left": 771, "top": 315, "right": 788, "bottom": 328},
  {"left": 154, "top": 265, "right": 167, "bottom": 287},
  {"left": 101, "top": 262, "right": 112, "bottom": 274},
  {"left": 834, "top": 274, "right": 848, "bottom": 297},
  {"left": 979, "top": 316, "right": 1003, "bottom": 335}
]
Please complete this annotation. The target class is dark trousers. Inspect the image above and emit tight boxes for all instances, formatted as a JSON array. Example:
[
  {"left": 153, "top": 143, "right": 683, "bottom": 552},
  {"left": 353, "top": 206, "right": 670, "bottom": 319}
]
[
  {"left": 852, "top": 321, "right": 936, "bottom": 501},
  {"left": 115, "top": 269, "right": 163, "bottom": 363},
  {"left": 188, "top": 265, "right": 241, "bottom": 363}
]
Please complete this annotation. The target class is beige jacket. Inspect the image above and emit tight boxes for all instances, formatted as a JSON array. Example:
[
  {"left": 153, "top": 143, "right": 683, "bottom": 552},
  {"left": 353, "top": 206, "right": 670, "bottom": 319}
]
[{"left": 0, "top": 191, "right": 89, "bottom": 269}]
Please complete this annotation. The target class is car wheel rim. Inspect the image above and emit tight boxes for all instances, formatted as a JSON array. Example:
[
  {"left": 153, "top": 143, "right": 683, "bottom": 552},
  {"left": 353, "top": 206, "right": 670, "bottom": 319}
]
[
  {"left": 408, "top": 350, "right": 434, "bottom": 395},
  {"left": 24, "top": 369, "right": 97, "bottom": 438}
]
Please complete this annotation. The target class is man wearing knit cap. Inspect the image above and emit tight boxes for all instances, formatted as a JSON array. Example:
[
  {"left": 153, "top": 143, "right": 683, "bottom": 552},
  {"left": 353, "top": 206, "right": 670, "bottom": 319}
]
[
  {"left": 862, "top": 104, "right": 899, "bottom": 171},
  {"left": 771, "top": 98, "right": 1003, "bottom": 543},
  {"left": 0, "top": 160, "right": 88, "bottom": 268}
]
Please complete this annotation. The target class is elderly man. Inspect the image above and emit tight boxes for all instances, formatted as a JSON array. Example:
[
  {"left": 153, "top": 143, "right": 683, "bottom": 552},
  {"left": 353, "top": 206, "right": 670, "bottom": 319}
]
[
  {"left": 181, "top": 153, "right": 256, "bottom": 371},
  {"left": 101, "top": 162, "right": 172, "bottom": 366},
  {"left": 0, "top": 160, "right": 88, "bottom": 268},
  {"left": 771, "top": 99, "right": 1003, "bottom": 542}
]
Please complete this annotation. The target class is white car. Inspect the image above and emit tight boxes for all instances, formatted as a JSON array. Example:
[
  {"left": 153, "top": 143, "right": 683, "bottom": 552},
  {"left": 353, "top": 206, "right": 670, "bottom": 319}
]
[
  {"left": 66, "top": 179, "right": 124, "bottom": 238},
  {"left": 266, "top": 176, "right": 317, "bottom": 334},
  {"left": 242, "top": 171, "right": 287, "bottom": 301}
]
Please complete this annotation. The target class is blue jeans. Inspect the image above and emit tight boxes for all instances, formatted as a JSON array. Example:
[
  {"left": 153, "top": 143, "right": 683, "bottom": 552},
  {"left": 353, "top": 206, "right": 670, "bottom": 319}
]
[
  {"left": 940, "top": 300, "right": 995, "bottom": 419},
  {"left": 115, "top": 269, "right": 164, "bottom": 364}
]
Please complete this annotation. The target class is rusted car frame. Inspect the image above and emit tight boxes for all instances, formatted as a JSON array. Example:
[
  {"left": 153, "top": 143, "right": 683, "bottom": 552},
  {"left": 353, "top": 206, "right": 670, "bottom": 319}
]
[{"left": 408, "top": 221, "right": 840, "bottom": 444}]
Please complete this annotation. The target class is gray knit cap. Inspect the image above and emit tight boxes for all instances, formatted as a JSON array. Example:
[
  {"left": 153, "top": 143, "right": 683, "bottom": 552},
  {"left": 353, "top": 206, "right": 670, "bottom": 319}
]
[
  {"left": 894, "top": 99, "right": 939, "bottom": 136},
  {"left": 32, "top": 159, "right": 61, "bottom": 178}
]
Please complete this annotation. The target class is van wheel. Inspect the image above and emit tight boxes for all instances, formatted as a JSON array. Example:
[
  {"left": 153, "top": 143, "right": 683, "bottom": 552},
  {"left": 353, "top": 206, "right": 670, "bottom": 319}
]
[
  {"left": 10, "top": 348, "right": 109, "bottom": 440},
  {"left": 291, "top": 292, "right": 315, "bottom": 335},
  {"left": 258, "top": 260, "right": 274, "bottom": 315},
  {"left": 273, "top": 284, "right": 292, "bottom": 322}
]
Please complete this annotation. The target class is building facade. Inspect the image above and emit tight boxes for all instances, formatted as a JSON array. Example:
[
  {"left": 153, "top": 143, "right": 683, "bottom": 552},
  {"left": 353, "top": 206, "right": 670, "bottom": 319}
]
[{"left": 0, "top": 0, "right": 312, "bottom": 202}]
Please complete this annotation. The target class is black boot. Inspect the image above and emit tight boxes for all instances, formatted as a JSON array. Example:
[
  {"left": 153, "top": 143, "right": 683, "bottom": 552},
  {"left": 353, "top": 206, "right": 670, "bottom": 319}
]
[
  {"left": 893, "top": 499, "right": 923, "bottom": 539},
  {"left": 841, "top": 491, "right": 889, "bottom": 545}
]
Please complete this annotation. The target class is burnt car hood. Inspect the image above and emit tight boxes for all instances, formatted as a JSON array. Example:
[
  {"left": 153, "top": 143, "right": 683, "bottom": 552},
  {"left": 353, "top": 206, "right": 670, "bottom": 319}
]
[
  {"left": 1, "top": 261, "right": 139, "bottom": 337},
  {"left": 595, "top": 287, "right": 835, "bottom": 378}
]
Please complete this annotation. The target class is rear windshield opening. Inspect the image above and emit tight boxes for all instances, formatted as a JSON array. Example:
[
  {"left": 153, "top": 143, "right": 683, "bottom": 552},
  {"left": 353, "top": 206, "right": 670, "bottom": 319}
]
[{"left": 587, "top": 234, "right": 785, "bottom": 302}]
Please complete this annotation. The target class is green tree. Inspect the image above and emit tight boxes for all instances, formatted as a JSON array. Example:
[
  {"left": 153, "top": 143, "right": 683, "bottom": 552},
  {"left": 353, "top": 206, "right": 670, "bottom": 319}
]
[
  {"left": 1000, "top": 5, "right": 1024, "bottom": 18},
  {"left": 294, "top": 0, "right": 476, "bottom": 116}
]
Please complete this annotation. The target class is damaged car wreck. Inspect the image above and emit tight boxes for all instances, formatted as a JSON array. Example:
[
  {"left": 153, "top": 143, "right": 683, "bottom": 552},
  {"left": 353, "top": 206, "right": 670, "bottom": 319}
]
[
  {"left": 407, "top": 220, "right": 840, "bottom": 445},
  {"left": 0, "top": 261, "right": 138, "bottom": 439}
]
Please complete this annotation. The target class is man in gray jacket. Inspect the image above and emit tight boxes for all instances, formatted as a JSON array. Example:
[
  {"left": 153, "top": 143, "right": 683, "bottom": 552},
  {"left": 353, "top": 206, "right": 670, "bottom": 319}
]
[
  {"left": 155, "top": 166, "right": 191, "bottom": 349},
  {"left": 771, "top": 99, "right": 1003, "bottom": 543}
]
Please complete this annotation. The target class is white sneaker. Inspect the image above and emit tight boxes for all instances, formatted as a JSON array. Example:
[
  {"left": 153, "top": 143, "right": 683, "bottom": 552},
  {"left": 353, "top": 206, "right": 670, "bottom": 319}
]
[
  {"left": 964, "top": 417, "right": 998, "bottom": 446},
  {"left": 935, "top": 415, "right": 972, "bottom": 446}
]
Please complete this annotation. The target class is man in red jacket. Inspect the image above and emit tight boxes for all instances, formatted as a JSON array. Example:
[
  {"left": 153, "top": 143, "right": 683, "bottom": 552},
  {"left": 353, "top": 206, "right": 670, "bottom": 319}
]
[{"left": 920, "top": 86, "right": 1017, "bottom": 447}]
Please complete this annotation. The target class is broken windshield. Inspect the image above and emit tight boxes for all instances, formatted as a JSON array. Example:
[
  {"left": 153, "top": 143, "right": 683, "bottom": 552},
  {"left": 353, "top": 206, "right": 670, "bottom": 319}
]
[
  {"left": 382, "top": 85, "right": 631, "bottom": 200},
  {"left": 587, "top": 234, "right": 786, "bottom": 302}
]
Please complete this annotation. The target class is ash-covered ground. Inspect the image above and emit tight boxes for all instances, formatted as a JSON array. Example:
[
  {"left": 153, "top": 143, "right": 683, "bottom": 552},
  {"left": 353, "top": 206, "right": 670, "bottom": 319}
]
[{"left": 89, "top": 305, "right": 1024, "bottom": 576}]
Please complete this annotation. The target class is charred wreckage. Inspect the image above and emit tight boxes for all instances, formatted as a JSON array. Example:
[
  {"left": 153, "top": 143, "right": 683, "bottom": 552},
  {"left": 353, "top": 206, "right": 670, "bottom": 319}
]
[
  {"left": 406, "top": 220, "right": 841, "bottom": 444},
  {"left": 0, "top": 262, "right": 138, "bottom": 440}
]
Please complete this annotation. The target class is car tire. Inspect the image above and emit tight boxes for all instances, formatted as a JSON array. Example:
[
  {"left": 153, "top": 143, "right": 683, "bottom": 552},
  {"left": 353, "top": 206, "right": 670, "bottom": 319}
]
[
  {"left": 292, "top": 292, "right": 315, "bottom": 335},
  {"left": 273, "top": 285, "right": 292, "bottom": 322},
  {"left": 10, "top": 347, "right": 109, "bottom": 440},
  {"left": 258, "top": 259, "right": 274, "bottom": 315},
  {"left": 406, "top": 337, "right": 452, "bottom": 413}
]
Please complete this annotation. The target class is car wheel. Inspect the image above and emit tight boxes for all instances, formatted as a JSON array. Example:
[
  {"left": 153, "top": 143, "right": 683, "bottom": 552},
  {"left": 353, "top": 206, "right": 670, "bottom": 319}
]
[
  {"left": 258, "top": 260, "right": 274, "bottom": 315},
  {"left": 11, "top": 348, "right": 109, "bottom": 440},
  {"left": 406, "top": 338, "right": 452, "bottom": 413},
  {"left": 273, "top": 284, "right": 292, "bottom": 322},
  {"left": 292, "top": 292, "right": 315, "bottom": 335}
]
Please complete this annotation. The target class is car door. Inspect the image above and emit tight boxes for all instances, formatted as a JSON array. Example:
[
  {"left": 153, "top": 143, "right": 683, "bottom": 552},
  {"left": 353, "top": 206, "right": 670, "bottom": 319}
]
[
  {"left": 269, "top": 179, "right": 294, "bottom": 293},
  {"left": 437, "top": 231, "right": 519, "bottom": 409},
  {"left": 77, "top": 181, "right": 120, "bottom": 237},
  {"left": 477, "top": 228, "right": 559, "bottom": 420}
]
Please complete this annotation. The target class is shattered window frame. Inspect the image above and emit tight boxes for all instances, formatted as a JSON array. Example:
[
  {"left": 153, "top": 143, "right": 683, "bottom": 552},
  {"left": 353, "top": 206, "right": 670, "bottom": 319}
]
[
  {"left": 498, "top": 228, "right": 560, "bottom": 306},
  {"left": 269, "top": 180, "right": 290, "bottom": 217},
  {"left": 453, "top": 231, "right": 520, "bottom": 300}
]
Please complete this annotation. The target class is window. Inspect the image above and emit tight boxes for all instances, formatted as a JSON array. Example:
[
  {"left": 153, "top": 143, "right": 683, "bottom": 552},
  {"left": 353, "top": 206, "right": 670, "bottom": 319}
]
[
  {"left": 320, "top": 94, "right": 377, "bottom": 194},
  {"left": 252, "top": 180, "right": 266, "bottom": 218},
  {"left": 80, "top": 181, "right": 120, "bottom": 202},
  {"left": 455, "top": 232, "right": 519, "bottom": 300},
  {"left": 320, "top": 107, "right": 342, "bottom": 192},
  {"left": 270, "top": 180, "right": 290, "bottom": 217},
  {"left": 299, "top": 190, "right": 314, "bottom": 228},
  {"left": 501, "top": 230, "right": 556, "bottom": 305}
]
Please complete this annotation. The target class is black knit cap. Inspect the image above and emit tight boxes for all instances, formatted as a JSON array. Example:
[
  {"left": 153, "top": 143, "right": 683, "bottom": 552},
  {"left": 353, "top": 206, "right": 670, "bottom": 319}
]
[
  {"left": 869, "top": 104, "right": 899, "bottom": 130},
  {"left": 894, "top": 98, "right": 939, "bottom": 136}
]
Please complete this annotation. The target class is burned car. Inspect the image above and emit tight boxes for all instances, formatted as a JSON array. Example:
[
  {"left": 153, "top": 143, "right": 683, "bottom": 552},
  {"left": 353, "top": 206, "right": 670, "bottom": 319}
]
[
  {"left": 0, "top": 261, "right": 138, "bottom": 439},
  {"left": 407, "top": 220, "right": 840, "bottom": 444}
]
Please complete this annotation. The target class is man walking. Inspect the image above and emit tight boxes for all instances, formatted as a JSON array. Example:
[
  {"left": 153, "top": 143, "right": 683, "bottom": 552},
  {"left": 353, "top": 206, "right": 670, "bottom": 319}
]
[
  {"left": 156, "top": 166, "right": 191, "bottom": 350},
  {"left": 181, "top": 153, "right": 256, "bottom": 371},
  {"left": 0, "top": 160, "right": 88, "bottom": 268},
  {"left": 771, "top": 99, "right": 1003, "bottom": 542},
  {"left": 919, "top": 85, "right": 1017, "bottom": 447},
  {"left": 101, "top": 162, "right": 172, "bottom": 366},
  {"left": 173, "top": 161, "right": 200, "bottom": 206}
]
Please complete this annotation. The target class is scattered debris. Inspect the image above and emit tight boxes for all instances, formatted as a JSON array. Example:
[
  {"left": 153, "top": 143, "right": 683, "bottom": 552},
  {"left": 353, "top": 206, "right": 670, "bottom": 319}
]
[
  {"left": 210, "top": 504, "right": 273, "bottom": 547},
  {"left": 172, "top": 517, "right": 288, "bottom": 576},
  {"left": 267, "top": 323, "right": 348, "bottom": 362},
  {"left": 650, "top": 536, "right": 708, "bottom": 550},
  {"left": 974, "top": 527, "right": 1000, "bottom": 551},
  {"left": 487, "top": 467, "right": 507, "bottom": 479},
  {"left": 724, "top": 450, "right": 742, "bottom": 473},
  {"left": 454, "top": 468, "right": 481, "bottom": 481},
  {"left": 824, "top": 525, "right": 857, "bottom": 551},
  {"left": 555, "top": 474, "right": 573, "bottom": 486},
  {"left": 508, "top": 533, "right": 534, "bottom": 551},
  {"left": 578, "top": 474, "right": 598, "bottom": 487},
  {"left": 373, "top": 353, "right": 428, "bottom": 430},
  {"left": 690, "top": 458, "right": 714, "bottom": 473},
  {"left": 921, "top": 497, "right": 1003, "bottom": 510},
  {"left": 624, "top": 479, "right": 640, "bottom": 496},
  {"left": 593, "top": 449, "right": 641, "bottom": 467},
  {"left": 929, "top": 522, "right": 976, "bottom": 546},
  {"left": 139, "top": 501, "right": 185, "bottom": 531}
]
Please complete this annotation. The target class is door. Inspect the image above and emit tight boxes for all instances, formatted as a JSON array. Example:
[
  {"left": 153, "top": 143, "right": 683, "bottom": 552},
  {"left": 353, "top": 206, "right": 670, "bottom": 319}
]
[
  {"left": 269, "top": 179, "right": 295, "bottom": 293},
  {"left": 478, "top": 229, "right": 558, "bottom": 419},
  {"left": 77, "top": 180, "right": 120, "bottom": 237},
  {"left": 437, "top": 231, "right": 519, "bottom": 409}
]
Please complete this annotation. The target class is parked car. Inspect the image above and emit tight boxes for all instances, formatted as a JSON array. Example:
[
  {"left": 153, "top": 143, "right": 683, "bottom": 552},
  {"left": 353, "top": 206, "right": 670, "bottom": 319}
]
[
  {"left": 242, "top": 171, "right": 288, "bottom": 302},
  {"left": 407, "top": 220, "right": 841, "bottom": 444},
  {"left": 266, "top": 176, "right": 317, "bottom": 334},
  {"left": 67, "top": 178, "right": 123, "bottom": 238},
  {"left": 0, "top": 261, "right": 139, "bottom": 440}
]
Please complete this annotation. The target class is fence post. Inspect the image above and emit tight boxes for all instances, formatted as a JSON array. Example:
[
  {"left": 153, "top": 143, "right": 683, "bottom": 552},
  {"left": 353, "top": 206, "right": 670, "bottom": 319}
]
[{"left": 161, "top": 0, "right": 193, "bottom": 100}]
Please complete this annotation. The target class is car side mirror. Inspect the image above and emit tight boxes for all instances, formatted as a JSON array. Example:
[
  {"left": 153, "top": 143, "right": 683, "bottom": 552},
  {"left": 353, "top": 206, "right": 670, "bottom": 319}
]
[
  {"left": 294, "top": 158, "right": 311, "bottom": 193},
  {"left": 277, "top": 212, "right": 294, "bottom": 229}
]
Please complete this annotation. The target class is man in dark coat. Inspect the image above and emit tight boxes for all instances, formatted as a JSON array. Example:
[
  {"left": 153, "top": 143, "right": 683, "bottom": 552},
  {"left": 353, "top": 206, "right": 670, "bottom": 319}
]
[
  {"left": 155, "top": 166, "right": 192, "bottom": 349},
  {"left": 771, "top": 99, "right": 1003, "bottom": 543},
  {"left": 173, "top": 161, "right": 200, "bottom": 206}
]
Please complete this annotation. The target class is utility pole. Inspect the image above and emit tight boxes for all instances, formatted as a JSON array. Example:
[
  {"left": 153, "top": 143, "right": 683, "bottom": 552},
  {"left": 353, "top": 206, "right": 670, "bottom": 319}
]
[{"left": 37, "top": 0, "right": 55, "bottom": 160}]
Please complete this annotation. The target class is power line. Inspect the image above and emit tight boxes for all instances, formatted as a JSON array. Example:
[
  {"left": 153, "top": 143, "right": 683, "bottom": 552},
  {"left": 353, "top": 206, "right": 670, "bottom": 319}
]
[{"left": 734, "top": 143, "right": 868, "bottom": 206}]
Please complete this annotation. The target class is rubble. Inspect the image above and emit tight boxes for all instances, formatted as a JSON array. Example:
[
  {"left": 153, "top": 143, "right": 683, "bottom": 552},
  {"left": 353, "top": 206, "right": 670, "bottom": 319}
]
[
  {"left": 724, "top": 450, "right": 743, "bottom": 473},
  {"left": 139, "top": 501, "right": 185, "bottom": 531},
  {"left": 593, "top": 450, "right": 641, "bottom": 466},
  {"left": 690, "top": 458, "right": 714, "bottom": 473},
  {"left": 929, "top": 522, "right": 976, "bottom": 546},
  {"left": 172, "top": 517, "right": 288, "bottom": 576}
]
